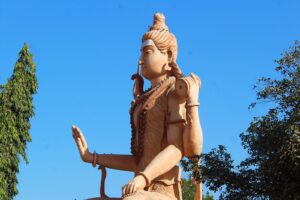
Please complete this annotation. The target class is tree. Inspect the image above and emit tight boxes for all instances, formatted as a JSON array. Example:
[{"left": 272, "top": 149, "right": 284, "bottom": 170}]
[
  {"left": 203, "top": 192, "right": 214, "bottom": 200},
  {"left": 238, "top": 40, "right": 300, "bottom": 199},
  {"left": 182, "top": 178, "right": 214, "bottom": 200},
  {"left": 0, "top": 43, "right": 38, "bottom": 199},
  {"left": 183, "top": 41, "right": 300, "bottom": 199}
]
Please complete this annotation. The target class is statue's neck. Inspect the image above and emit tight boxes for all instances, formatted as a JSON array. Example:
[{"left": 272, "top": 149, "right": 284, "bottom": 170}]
[{"left": 150, "top": 74, "right": 168, "bottom": 88}]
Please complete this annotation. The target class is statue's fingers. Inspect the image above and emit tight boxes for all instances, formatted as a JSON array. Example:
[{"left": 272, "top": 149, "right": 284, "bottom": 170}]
[
  {"left": 72, "top": 126, "right": 78, "bottom": 138},
  {"left": 198, "top": 78, "right": 202, "bottom": 88},
  {"left": 75, "top": 138, "right": 81, "bottom": 150},
  {"left": 122, "top": 185, "right": 127, "bottom": 196},
  {"left": 125, "top": 184, "right": 132, "bottom": 195},
  {"left": 73, "top": 126, "right": 80, "bottom": 138},
  {"left": 128, "top": 184, "right": 135, "bottom": 194},
  {"left": 75, "top": 126, "right": 81, "bottom": 136},
  {"left": 74, "top": 127, "right": 85, "bottom": 146},
  {"left": 131, "top": 185, "right": 137, "bottom": 194},
  {"left": 76, "top": 127, "right": 88, "bottom": 148},
  {"left": 190, "top": 73, "right": 198, "bottom": 85},
  {"left": 122, "top": 185, "right": 126, "bottom": 195},
  {"left": 125, "top": 184, "right": 130, "bottom": 195},
  {"left": 72, "top": 130, "right": 76, "bottom": 139},
  {"left": 191, "top": 73, "right": 201, "bottom": 88},
  {"left": 76, "top": 138, "right": 84, "bottom": 153},
  {"left": 72, "top": 130, "right": 79, "bottom": 140},
  {"left": 194, "top": 75, "right": 201, "bottom": 86}
]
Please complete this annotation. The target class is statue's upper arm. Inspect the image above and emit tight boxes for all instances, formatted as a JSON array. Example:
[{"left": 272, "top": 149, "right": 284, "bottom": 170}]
[{"left": 166, "top": 88, "right": 186, "bottom": 151}]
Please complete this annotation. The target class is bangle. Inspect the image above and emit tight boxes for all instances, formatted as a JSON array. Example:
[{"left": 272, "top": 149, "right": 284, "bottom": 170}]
[
  {"left": 137, "top": 172, "right": 151, "bottom": 186},
  {"left": 185, "top": 102, "right": 200, "bottom": 108},
  {"left": 92, "top": 151, "right": 97, "bottom": 168}
]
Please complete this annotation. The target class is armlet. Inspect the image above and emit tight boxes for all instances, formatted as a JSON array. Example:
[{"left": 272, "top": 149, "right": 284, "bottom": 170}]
[{"left": 167, "top": 118, "right": 186, "bottom": 125}]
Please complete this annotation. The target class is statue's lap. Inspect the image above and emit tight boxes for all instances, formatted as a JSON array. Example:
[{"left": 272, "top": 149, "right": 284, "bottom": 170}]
[
  {"left": 123, "top": 190, "right": 176, "bottom": 200},
  {"left": 86, "top": 198, "right": 121, "bottom": 200},
  {"left": 86, "top": 190, "right": 176, "bottom": 200}
]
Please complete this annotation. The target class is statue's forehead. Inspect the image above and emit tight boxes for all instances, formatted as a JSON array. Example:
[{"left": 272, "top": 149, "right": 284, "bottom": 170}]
[{"left": 141, "top": 39, "right": 155, "bottom": 51}]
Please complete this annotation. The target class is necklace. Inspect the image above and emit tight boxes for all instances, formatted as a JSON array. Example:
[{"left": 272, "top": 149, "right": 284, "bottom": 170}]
[{"left": 130, "top": 76, "right": 171, "bottom": 162}]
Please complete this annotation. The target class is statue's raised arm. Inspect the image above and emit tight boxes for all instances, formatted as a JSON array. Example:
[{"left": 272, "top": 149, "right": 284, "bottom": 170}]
[{"left": 72, "top": 126, "right": 137, "bottom": 172}]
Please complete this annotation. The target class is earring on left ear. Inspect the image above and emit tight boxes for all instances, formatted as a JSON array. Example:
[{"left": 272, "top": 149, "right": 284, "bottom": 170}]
[{"left": 164, "top": 62, "right": 172, "bottom": 71}]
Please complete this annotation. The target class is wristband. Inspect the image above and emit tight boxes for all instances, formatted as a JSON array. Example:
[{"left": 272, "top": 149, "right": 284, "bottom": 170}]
[
  {"left": 137, "top": 172, "right": 151, "bottom": 186},
  {"left": 92, "top": 151, "right": 97, "bottom": 168}
]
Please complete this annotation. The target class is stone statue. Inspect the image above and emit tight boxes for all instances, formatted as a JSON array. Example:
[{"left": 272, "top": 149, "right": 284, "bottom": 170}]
[{"left": 72, "top": 13, "right": 203, "bottom": 200}]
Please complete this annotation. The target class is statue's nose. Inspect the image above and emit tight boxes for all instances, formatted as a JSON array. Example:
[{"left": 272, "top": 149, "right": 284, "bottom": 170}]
[{"left": 138, "top": 60, "right": 144, "bottom": 65}]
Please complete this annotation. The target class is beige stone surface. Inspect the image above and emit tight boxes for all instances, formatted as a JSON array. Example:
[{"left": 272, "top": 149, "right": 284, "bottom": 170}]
[
  {"left": 86, "top": 198, "right": 121, "bottom": 200},
  {"left": 72, "top": 13, "right": 203, "bottom": 200}
]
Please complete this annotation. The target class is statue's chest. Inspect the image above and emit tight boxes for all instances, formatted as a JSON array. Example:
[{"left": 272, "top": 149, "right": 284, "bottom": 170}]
[
  {"left": 130, "top": 94, "right": 168, "bottom": 160},
  {"left": 132, "top": 96, "right": 167, "bottom": 131},
  {"left": 129, "top": 77, "right": 175, "bottom": 160}
]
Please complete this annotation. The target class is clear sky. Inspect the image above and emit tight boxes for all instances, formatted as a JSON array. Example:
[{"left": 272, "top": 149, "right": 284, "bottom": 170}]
[{"left": 0, "top": 0, "right": 299, "bottom": 199}]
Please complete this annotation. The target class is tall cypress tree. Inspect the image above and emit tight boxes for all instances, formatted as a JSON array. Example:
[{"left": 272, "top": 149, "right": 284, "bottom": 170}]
[{"left": 0, "top": 43, "right": 38, "bottom": 199}]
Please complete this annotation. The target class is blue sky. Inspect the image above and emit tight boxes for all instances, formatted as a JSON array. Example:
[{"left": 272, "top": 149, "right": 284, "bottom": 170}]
[{"left": 1, "top": 0, "right": 299, "bottom": 199}]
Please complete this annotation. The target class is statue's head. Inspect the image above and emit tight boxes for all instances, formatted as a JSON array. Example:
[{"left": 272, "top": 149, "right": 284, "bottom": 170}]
[{"left": 139, "top": 13, "right": 182, "bottom": 80}]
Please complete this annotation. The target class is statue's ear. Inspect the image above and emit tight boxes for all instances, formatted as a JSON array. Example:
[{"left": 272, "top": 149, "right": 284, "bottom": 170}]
[
  {"left": 167, "top": 50, "right": 173, "bottom": 62},
  {"left": 163, "top": 50, "right": 172, "bottom": 72}
]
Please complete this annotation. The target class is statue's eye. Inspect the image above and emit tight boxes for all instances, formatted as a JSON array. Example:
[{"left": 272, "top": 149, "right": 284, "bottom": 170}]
[{"left": 145, "top": 49, "right": 153, "bottom": 54}]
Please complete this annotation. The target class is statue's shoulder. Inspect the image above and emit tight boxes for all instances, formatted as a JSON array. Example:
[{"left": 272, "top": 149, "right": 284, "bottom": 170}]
[{"left": 166, "top": 77, "right": 187, "bottom": 122}]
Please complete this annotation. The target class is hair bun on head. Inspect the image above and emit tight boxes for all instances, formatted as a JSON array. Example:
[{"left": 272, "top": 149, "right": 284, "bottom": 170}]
[{"left": 150, "top": 13, "right": 169, "bottom": 31}]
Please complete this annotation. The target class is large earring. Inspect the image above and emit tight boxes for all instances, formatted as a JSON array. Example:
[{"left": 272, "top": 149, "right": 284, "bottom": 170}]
[{"left": 164, "top": 62, "right": 172, "bottom": 71}]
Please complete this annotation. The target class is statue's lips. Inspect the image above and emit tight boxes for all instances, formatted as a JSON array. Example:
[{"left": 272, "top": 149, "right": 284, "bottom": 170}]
[{"left": 141, "top": 65, "right": 147, "bottom": 71}]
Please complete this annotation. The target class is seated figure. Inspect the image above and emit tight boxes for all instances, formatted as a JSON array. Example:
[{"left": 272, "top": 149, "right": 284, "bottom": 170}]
[{"left": 72, "top": 13, "right": 203, "bottom": 200}]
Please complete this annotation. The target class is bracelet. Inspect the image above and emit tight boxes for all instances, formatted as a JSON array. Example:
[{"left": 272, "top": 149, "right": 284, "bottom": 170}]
[
  {"left": 136, "top": 172, "right": 151, "bottom": 186},
  {"left": 92, "top": 151, "right": 97, "bottom": 168},
  {"left": 185, "top": 102, "right": 200, "bottom": 108}
]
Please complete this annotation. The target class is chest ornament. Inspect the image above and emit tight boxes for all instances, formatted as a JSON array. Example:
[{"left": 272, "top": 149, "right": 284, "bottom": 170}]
[{"left": 130, "top": 76, "right": 176, "bottom": 162}]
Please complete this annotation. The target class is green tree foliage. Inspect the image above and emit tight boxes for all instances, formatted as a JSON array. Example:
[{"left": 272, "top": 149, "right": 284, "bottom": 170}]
[
  {"left": 185, "top": 41, "right": 300, "bottom": 199},
  {"left": 182, "top": 178, "right": 214, "bottom": 200},
  {"left": 0, "top": 43, "right": 38, "bottom": 199},
  {"left": 237, "top": 41, "right": 300, "bottom": 199},
  {"left": 203, "top": 192, "right": 214, "bottom": 200},
  {"left": 182, "top": 178, "right": 196, "bottom": 200}
]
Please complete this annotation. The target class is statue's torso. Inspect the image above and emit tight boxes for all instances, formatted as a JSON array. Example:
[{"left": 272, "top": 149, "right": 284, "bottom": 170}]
[
  {"left": 130, "top": 79, "right": 182, "bottom": 200},
  {"left": 133, "top": 89, "right": 168, "bottom": 171}
]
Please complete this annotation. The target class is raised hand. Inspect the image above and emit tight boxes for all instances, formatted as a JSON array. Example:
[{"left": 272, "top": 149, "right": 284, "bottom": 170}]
[
  {"left": 72, "top": 125, "right": 92, "bottom": 163},
  {"left": 187, "top": 73, "right": 201, "bottom": 104}
]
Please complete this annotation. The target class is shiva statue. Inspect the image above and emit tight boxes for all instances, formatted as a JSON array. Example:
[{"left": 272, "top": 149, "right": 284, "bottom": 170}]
[{"left": 72, "top": 13, "right": 203, "bottom": 200}]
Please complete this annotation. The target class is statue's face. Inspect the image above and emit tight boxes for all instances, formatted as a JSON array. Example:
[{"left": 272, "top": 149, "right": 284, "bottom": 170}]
[{"left": 139, "top": 40, "right": 169, "bottom": 80}]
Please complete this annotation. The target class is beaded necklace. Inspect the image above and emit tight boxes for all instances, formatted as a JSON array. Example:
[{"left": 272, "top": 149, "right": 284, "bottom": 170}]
[{"left": 130, "top": 77, "right": 171, "bottom": 162}]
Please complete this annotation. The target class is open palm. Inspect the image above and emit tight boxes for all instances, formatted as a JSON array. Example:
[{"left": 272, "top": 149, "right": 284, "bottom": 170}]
[{"left": 72, "top": 125, "right": 92, "bottom": 163}]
